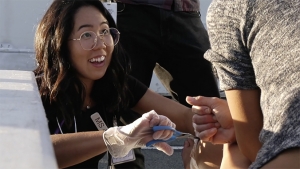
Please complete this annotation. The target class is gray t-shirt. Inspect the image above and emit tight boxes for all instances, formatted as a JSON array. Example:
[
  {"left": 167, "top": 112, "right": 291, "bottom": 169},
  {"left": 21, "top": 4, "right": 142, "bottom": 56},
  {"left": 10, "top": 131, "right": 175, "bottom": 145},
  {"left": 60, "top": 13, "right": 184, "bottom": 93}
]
[{"left": 204, "top": 0, "right": 300, "bottom": 168}]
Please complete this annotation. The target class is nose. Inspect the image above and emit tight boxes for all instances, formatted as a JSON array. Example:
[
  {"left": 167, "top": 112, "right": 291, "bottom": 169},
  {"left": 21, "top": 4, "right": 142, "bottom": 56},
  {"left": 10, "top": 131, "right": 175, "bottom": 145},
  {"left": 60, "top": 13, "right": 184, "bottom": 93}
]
[{"left": 93, "top": 35, "right": 106, "bottom": 50}]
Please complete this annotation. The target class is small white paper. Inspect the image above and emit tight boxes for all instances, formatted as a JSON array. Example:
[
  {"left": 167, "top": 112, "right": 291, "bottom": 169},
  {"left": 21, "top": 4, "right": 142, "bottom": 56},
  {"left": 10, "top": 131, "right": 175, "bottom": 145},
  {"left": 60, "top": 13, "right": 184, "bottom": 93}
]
[
  {"left": 103, "top": 2, "right": 117, "bottom": 23},
  {"left": 111, "top": 150, "right": 136, "bottom": 165},
  {"left": 91, "top": 112, "right": 108, "bottom": 130}
]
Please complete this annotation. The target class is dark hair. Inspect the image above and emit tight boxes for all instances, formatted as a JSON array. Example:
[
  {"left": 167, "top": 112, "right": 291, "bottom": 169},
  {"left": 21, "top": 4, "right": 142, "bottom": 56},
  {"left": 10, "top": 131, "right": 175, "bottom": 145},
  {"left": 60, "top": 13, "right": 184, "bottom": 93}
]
[{"left": 34, "top": 0, "right": 131, "bottom": 127}]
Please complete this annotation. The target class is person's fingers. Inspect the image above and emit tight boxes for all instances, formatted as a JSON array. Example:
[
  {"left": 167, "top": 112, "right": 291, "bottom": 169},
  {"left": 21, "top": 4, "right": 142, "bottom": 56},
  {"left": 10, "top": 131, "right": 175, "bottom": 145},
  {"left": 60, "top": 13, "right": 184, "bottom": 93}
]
[
  {"left": 211, "top": 127, "right": 236, "bottom": 144},
  {"left": 142, "top": 110, "right": 157, "bottom": 119},
  {"left": 182, "top": 138, "right": 195, "bottom": 160},
  {"left": 186, "top": 138, "right": 194, "bottom": 147},
  {"left": 192, "top": 105, "right": 211, "bottom": 115},
  {"left": 215, "top": 122, "right": 221, "bottom": 128},
  {"left": 159, "top": 115, "right": 176, "bottom": 128},
  {"left": 151, "top": 115, "right": 175, "bottom": 140},
  {"left": 194, "top": 127, "right": 217, "bottom": 141},
  {"left": 192, "top": 114, "right": 217, "bottom": 124},
  {"left": 158, "top": 115, "right": 174, "bottom": 127},
  {"left": 183, "top": 139, "right": 190, "bottom": 148},
  {"left": 153, "top": 142, "right": 174, "bottom": 156},
  {"left": 181, "top": 138, "right": 195, "bottom": 168},
  {"left": 186, "top": 96, "right": 215, "bottom": 107},
  {"left": 193, "top": 122, "right": 219, "bottom": 132},
  {"left": 144, "top": 110, "right": 160, "bottom": 127},
  {"left": 153, "top": 129, "right": 173, "bottom": 140},
  {"left": 183, "top": 138, "right": 194, "bottom": 148},
  {"left": 170, "top": 122, "right": 176, "bottom": 128}
]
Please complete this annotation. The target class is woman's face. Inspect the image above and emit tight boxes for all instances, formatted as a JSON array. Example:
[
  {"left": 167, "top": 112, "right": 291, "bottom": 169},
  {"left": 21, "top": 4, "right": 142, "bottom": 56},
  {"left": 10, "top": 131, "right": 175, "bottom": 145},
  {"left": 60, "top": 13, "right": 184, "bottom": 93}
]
[{"left": 68, "top": 6, "right": 113, "bottom": 85}]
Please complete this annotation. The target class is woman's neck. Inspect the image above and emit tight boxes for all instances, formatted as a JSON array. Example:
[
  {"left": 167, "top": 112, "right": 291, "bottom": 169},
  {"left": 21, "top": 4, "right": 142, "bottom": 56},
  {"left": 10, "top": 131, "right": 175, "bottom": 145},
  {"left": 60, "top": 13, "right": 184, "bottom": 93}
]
[{"left": 81, "top": 79, "right": 94, "bottom": 110}]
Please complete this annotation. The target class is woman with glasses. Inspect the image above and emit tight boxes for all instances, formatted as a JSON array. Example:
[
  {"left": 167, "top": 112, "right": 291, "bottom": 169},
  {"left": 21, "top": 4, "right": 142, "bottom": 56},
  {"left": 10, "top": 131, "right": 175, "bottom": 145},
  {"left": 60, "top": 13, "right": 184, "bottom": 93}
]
[{"left": 34, "top": 0, "right": 213, "bottom": 168}]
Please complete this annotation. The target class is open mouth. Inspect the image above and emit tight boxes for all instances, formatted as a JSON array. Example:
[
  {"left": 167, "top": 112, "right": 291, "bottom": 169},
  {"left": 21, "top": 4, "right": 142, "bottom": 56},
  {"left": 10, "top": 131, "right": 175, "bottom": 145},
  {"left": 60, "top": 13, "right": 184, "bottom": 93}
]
[{"left": 89, "top": 56, "right": 105, "bottom": 63}]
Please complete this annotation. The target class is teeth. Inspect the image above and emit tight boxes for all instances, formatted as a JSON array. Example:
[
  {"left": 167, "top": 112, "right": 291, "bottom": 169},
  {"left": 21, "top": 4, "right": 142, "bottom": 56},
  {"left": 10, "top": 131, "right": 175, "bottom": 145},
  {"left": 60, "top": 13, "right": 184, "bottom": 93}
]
[
  {"left": 90, "top": 56, "right": 105, "bottom": 63},
  {"left": 100, "top": 56, "right": 105, "bottom": 61}
]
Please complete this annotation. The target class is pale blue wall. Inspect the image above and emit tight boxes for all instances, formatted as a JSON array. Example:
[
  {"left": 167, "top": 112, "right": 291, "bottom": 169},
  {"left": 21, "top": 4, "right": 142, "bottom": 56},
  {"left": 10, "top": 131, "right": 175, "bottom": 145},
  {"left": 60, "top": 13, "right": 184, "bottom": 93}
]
[{"left": 200, "top": 0, "right": 212, "bottom": 28}]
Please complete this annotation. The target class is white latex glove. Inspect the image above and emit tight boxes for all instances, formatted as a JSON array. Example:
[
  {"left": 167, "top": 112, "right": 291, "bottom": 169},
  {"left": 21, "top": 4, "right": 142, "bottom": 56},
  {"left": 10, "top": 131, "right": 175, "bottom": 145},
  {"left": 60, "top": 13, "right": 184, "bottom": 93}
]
[{"left": 103, "top": 110, "right": 176, "bottom": 158}]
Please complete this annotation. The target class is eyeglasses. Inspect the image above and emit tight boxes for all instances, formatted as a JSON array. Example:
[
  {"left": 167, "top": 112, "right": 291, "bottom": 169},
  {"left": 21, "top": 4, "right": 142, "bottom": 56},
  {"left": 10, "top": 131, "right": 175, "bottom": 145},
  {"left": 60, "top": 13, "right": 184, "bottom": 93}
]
[{"left": 70, "top": 28, "right": 120, "bottom": 50}]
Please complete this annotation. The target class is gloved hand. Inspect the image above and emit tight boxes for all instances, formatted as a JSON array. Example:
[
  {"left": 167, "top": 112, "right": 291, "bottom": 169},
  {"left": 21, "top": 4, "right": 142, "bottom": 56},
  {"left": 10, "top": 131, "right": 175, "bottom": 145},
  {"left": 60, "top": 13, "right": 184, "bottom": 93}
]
[{"left": 103, "top": 110, "right": 176, "bottom": 158}]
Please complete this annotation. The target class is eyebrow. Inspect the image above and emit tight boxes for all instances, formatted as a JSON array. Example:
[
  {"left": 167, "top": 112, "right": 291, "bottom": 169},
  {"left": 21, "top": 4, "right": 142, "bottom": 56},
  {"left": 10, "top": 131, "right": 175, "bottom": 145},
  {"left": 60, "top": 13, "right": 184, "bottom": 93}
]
[{"left": 77, "top": 21, "right": 109, "bottom": 31}]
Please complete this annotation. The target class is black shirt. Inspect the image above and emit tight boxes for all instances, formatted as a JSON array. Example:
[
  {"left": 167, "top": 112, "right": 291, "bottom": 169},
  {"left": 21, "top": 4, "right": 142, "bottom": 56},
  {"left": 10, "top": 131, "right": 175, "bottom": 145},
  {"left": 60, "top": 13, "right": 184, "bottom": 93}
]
[{"left": 44, "top": 76, "right": 147, "bottom": 168}]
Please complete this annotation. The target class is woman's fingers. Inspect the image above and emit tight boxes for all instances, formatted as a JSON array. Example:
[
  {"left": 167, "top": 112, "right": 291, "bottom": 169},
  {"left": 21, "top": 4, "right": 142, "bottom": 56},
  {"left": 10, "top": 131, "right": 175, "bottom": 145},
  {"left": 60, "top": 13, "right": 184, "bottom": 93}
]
[
  {"left": 146, "top": 110, "right": 160, "bottom": 127},
  {"left": 153, "top": 142, "right": 174, "bottom": 156},
  {"left": 153, "top": 130, "right": 173, "bottom": 140},
  {"left": 152, "top": 115, "right": 175, "bottom": 140}
]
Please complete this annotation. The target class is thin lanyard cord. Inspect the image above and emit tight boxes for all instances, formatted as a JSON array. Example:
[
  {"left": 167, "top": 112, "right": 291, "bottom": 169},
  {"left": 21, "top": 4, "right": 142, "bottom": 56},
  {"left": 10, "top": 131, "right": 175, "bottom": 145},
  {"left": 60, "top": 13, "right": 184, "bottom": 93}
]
[{"left": 56, "top": 116, "right": 77, "bottom": 134}]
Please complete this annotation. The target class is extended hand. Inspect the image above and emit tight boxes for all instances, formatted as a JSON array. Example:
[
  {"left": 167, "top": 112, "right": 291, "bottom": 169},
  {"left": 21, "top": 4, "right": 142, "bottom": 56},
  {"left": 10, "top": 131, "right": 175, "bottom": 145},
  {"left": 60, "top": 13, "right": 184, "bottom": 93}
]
[
  {"left": 103, "top": 110, "right": 175, "bottom": 158},
  {"left": 186, "top": 96, "right": 235, "bottom": 144}
]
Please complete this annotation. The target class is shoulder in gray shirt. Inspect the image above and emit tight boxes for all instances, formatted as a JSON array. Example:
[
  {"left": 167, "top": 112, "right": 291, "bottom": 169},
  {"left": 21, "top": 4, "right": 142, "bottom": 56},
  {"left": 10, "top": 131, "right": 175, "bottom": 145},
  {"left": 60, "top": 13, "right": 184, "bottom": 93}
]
[{"left": 204, "top": 0, "right": 300, "bottom": 168}]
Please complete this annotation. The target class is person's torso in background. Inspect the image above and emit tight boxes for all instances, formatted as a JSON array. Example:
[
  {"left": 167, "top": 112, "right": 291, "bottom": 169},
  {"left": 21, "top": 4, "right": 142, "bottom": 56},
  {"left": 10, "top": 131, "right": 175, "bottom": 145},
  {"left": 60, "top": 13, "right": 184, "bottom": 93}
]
[{"left": 117, "top": 0, "right": 200, "bottom": 11}]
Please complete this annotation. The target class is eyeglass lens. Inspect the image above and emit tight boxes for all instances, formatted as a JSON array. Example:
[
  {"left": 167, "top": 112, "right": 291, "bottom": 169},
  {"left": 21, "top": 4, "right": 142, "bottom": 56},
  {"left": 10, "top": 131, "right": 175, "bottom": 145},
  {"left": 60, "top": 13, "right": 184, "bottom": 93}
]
[{"left": 79, "top": 28, "right": 120, "bottom": 50}]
